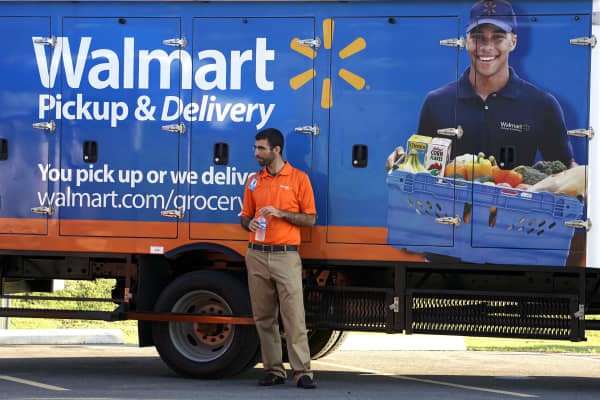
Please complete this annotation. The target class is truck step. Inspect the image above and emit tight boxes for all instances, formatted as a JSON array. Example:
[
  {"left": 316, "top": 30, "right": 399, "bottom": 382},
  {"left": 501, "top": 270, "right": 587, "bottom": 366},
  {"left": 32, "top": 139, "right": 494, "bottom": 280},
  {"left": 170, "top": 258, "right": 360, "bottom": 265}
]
[
  {"left": 407, "top": 290, "right": 582, "bottom": 341},
  {"left": 304, "top": 286, "right": 394, "bottom": 331}
]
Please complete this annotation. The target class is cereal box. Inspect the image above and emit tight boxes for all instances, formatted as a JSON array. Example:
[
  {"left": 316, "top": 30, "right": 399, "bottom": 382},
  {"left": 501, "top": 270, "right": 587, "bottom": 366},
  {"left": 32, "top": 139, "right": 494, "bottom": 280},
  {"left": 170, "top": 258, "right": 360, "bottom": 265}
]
[
  {"left": 424, "top": 137, "right": 452, "bottom": 176},
  {"left": 406, "top": 134, "right": 432, "bottom": 166}
]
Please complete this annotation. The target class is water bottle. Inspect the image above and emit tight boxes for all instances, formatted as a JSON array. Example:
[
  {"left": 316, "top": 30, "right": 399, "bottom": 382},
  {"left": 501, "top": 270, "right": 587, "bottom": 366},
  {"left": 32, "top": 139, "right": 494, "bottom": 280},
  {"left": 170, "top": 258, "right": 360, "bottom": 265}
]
[{"left": 255, "top": 215, "right": 267, "bottom": 242}]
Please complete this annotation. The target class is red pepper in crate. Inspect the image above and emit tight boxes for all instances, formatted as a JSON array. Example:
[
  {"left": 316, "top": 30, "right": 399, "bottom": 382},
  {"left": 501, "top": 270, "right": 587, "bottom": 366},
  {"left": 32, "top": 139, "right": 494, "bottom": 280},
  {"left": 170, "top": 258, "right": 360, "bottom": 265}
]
[{"left": 491, "top": 166, "right": 523, "bottom": 188}]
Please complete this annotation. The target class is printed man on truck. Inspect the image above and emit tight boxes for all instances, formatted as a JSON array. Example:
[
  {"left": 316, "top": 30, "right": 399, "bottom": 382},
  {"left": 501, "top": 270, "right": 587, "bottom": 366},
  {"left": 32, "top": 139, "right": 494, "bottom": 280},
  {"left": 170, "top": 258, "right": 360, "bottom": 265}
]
[{"left": 386, "top": 0, "right": 585, "bottom": 196}]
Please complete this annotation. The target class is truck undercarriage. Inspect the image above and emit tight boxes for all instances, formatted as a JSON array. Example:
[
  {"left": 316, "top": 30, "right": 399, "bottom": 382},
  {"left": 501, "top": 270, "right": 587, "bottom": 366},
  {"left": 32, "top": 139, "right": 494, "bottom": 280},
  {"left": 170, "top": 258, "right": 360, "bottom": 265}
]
[{"left": 1, "top": 253, "right": 599, "bottom": 377}]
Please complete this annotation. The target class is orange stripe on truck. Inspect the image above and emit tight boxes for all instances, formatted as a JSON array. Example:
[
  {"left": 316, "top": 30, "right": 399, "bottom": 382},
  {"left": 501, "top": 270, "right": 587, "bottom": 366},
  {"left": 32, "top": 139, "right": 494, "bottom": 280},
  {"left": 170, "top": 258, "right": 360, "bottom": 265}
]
[{"left": 0, "top": 219, "right": 424, "bottom": 263}]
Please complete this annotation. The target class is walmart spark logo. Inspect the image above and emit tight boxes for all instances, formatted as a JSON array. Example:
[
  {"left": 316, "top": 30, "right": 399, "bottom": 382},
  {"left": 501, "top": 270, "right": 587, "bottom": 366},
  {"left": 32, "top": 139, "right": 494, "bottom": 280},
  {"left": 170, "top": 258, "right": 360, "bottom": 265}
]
[
  {"left": 289, "top": 19, "right": 366, "bottom": 109},
  {"left": 482, "top": 1, "right": 497, "bottom": 15}
]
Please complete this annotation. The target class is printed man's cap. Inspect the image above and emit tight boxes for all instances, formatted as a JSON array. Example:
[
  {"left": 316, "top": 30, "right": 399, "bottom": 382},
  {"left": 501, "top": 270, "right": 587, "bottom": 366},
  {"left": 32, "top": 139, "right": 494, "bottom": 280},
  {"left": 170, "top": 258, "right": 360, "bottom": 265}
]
[{"left": 466, "top": 0, "right": 517, "bottom": 33}]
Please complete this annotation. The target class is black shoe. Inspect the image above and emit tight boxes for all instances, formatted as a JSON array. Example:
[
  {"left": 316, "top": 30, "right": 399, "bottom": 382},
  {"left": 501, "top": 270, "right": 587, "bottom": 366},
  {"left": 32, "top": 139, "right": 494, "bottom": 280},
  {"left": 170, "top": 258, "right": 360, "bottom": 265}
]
[
  {"left": 296, "top": 375, "right": 316, "bottom": 389},
  {"left": 258, "top": 373, "right": 285, "bottom": 386}
]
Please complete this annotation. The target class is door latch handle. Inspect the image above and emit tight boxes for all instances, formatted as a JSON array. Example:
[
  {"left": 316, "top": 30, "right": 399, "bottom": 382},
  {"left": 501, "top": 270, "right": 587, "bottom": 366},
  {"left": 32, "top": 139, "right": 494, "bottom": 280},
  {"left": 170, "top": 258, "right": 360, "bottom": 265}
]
[{"left": 32, "top": 121, "right": 56, "bottom": 132}]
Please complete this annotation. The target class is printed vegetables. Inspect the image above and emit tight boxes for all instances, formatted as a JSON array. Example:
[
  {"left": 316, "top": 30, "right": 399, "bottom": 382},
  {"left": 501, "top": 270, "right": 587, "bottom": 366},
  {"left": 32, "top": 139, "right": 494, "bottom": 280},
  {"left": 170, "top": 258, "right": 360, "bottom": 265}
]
[
  {"left": 444, "top": 159, "right": 468, "bottom": 178},
  {"left": 471, "top": 152, "right": 493, "bottom": 180},
  {"left": 512, "top": 165, "right": 548, "bottom": 185},
  {"left": 532, "top": 160, "right": 567, "bottom": 176},
  {"left": 474, "top": 175, "right": 494, "bottom": 184},
  {"left": 443, "top": 152, "right": 492, "bottom": 180},
  {"left": 491, "top": 166, "right": 523, "bottom": 187},
  {"left": 439, "top": 153, "right": 580, "bottom": 196}
]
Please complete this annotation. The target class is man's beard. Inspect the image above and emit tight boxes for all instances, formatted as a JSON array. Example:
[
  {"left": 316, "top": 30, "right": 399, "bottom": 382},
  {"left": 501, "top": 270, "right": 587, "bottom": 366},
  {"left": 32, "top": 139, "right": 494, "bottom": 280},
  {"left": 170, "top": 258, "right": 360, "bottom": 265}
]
[{"left": 257, "top": 155, "right": 273, "bottom": 167}]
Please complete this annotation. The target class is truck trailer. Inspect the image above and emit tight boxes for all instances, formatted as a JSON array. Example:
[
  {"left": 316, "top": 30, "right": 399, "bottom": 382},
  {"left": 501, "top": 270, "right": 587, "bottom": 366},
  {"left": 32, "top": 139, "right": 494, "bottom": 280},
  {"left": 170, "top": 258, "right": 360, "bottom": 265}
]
[{"left": 1, "top": 0, "right": 599, "bottom": 378}]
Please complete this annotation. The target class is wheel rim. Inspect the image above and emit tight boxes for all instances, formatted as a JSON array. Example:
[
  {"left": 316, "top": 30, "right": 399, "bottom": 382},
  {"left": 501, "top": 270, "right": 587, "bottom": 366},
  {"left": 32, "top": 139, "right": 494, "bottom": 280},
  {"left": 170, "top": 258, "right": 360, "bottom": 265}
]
[{"left": 168, "top": 290, "right": 235, "bottom": 362}]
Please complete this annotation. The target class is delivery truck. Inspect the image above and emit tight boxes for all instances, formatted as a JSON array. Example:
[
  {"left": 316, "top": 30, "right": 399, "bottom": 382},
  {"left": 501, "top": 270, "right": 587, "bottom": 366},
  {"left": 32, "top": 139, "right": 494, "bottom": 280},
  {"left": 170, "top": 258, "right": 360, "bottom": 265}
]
[{"left": 1, "top": 0, "right": 600, "bottom": 378}]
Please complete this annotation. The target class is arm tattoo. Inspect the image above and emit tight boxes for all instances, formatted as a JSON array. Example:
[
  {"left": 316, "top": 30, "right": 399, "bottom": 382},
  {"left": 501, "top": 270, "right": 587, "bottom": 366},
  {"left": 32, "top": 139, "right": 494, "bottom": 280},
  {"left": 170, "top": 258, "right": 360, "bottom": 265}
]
[
  {"left": 240, "top": 216, "right": 252, "bottom": 231},
  {"left": 280, "top": 211, "right": 316, "bottom": 227}
]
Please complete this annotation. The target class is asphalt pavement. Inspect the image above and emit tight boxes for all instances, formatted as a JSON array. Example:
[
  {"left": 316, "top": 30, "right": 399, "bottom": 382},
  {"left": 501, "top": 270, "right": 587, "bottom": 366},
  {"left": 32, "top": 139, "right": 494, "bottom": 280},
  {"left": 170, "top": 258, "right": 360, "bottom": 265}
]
[{"left": 0, "top": 345, "right": 598, "bottom": 400}]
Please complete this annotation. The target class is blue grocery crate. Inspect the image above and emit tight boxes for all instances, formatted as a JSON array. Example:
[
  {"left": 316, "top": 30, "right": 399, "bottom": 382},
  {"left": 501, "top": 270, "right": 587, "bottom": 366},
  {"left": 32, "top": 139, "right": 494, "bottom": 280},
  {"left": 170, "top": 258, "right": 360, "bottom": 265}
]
[{"left": 386, "top": 170, "right": 584, "bottom": 266}]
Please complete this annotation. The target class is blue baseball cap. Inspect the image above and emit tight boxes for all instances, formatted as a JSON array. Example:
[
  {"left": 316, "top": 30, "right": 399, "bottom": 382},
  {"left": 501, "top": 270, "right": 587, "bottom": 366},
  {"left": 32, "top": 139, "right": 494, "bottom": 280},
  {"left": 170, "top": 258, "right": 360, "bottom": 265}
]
[{"left": 466, "top": 0, "right": 517, "bottom": 33}]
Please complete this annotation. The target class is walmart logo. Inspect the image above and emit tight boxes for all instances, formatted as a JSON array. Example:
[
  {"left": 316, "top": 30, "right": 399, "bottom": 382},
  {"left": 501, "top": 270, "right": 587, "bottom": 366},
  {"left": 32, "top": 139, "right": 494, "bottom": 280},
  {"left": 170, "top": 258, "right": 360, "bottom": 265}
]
[
  {"left": 289, "top": 18, "right": 366, "bottom": 109},
  {"left": 482, "top": 1, "right": 497, "bottom": 15}
]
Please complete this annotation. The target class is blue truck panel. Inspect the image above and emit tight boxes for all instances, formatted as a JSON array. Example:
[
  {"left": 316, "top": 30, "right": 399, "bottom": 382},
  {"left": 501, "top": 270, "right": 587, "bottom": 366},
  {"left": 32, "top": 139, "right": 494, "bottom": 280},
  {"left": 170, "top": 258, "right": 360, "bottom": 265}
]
[
  {"left": 0, "top": 0, "right": 592, "bottom": 266},
  {"left": 0, "top": 17, "right": 51, "bottom": 234}
]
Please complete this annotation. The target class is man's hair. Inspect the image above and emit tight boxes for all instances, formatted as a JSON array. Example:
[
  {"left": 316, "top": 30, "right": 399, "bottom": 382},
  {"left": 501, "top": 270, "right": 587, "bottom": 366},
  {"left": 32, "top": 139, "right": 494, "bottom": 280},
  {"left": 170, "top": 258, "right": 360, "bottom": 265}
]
[{"left": 256, "top": 128, "right": 284, "bottom": 152}]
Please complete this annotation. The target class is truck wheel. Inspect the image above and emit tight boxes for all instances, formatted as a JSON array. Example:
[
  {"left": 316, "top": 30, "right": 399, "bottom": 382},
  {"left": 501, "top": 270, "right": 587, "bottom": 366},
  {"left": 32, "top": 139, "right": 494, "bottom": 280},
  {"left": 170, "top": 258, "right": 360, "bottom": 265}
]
[
  {"left": 152, "top": 270, "right": 259, "bottom": 378},
  {"left": 308, "top": 329, "right": 347, "bottom": 359},
  {"left": 282, "top": 329, "right": 346, "bottom": 361}
]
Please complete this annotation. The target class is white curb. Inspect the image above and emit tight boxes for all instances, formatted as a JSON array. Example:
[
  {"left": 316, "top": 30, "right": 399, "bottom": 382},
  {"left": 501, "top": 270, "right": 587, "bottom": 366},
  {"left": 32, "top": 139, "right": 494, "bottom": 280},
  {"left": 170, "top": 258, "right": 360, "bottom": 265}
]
[
  {"left": 339, "top": 333, "right": 467, "bottom": 351},
  {"left": 0, "top": 329, "right": 124, "bottom": 345}
]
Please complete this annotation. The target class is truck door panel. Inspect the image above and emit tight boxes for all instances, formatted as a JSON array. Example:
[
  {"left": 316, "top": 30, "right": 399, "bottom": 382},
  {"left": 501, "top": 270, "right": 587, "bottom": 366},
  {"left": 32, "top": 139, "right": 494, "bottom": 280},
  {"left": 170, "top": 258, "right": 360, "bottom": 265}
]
[
  {"left": 327, "top": 16, "right": 459, "bottom": 245},
  {"left": 58, "top": 17, "right": 181, "bottom": 238},
  {"left": 470, "top": 14, "right": 589, "bottom": 262},
  {"left": 188, "top": 17, "right": 315, "bottom": 241},
  {"left": 0, "top": 18, "right": 51, "bottom": 235}
]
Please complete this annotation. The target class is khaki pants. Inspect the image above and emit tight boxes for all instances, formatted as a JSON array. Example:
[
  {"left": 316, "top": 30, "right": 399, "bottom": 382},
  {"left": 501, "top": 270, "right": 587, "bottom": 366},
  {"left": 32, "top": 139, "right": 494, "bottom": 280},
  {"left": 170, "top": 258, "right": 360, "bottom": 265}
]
[{"left": 245, "top": 248, "right": 312, "bottom": 382}]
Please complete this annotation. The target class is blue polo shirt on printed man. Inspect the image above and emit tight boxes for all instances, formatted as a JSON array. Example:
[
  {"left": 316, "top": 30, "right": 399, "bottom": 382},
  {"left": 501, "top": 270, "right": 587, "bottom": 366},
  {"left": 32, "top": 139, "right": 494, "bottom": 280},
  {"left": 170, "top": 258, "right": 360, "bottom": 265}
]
[{"left": 418, "top": 67, "right": 574, "bottom": 168}]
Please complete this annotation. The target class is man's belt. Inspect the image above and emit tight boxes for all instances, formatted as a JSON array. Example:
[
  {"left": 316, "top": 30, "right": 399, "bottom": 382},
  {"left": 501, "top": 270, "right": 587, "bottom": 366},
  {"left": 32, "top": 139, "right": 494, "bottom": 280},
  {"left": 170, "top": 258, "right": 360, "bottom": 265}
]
[{"left": 248, "top": 243, "right": 299, "bottom": 252}]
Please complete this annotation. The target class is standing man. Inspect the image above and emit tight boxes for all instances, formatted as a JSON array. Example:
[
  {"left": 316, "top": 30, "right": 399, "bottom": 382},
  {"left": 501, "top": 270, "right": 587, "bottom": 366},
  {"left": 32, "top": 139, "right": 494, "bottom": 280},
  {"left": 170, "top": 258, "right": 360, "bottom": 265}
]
[
  {"left": 240, "top": 128, "right": 317, "bottom": 389},
  {"left": 386, "top": 0, "right": 576, "bottom": 171}
]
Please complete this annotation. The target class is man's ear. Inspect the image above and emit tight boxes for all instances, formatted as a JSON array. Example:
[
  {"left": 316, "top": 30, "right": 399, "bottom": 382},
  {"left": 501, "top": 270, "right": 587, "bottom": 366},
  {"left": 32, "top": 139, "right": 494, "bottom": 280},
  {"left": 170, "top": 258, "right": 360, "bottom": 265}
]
[{"left": 510, "top": 34, "right": 517, "bottom": 51}]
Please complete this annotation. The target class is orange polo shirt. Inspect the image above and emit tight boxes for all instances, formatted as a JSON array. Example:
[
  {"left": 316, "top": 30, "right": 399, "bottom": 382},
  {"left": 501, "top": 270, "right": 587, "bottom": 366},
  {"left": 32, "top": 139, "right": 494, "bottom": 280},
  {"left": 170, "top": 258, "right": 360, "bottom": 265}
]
[{"left": 241, "top": 162, "right": 316, "bottom": 245}]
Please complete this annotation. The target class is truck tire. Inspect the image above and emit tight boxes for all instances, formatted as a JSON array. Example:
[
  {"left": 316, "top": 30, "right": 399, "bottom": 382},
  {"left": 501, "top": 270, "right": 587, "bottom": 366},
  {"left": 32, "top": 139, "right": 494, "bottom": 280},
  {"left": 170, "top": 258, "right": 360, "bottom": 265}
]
[
  {"left": 151, "top": 270, "right": 259, "bottom": 378},
  {"left": 308, "top": 329, "right": 347, "bottom": 359},
  {"left": 282, "top": 329, "right": 347, "bottom": 361}
]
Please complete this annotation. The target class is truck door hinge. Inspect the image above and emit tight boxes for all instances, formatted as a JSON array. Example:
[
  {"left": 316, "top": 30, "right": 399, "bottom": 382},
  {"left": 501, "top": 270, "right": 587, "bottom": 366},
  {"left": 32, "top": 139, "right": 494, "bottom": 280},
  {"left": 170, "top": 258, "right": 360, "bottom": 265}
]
[
  {"left": 567, "top": 127, "right": 594, "bottom": 139},
  {"left": 388, "top": 296, "right": 400, "bottom": 313},
  {"left": 294, "top": 125, "right": 319, "bottom": 136},
  {"left": 33, "top": 36, "right": 57, "bottom": 48},
  {"left": 565, "top": 219, "right": 591, "bottom": 231},
  {"left": 163, "top": 37, "right": 187, "bottom": 48},
  {"left": 161, "top": 123, "right": 185, "bottom": 134},
  {"left": 437, "top": 125, "right": 463, "bottom": 139},
  {"left": 296, "top": 37, "right": 321, "bottom": 49},
  {"left": 435, "top": 215, "right": 461, "bottom": 227},
  {"left": 570, "top": 36, "right": 596, "bottom": 48},
  {"left": 573, "top": 304, "right": 585, "bottom": 320},
  {"left": 32, "top": 121, "right": 56, "bottom": 133},
  {"left": 160, "top": 207, "right": 184, "bottom": 219},
  {"left": 440, "top": 37, "right": 465, "bottom": 48},
  {"left": 31, "top": 206, "right": 54, "bottom": 216}
]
